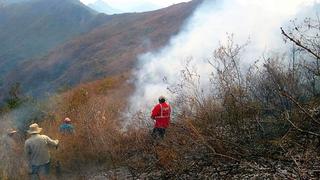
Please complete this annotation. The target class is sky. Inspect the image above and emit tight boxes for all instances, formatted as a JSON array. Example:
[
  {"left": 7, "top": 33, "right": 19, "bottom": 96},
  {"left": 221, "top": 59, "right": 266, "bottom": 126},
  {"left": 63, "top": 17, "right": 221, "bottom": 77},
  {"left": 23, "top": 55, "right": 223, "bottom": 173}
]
[{"left": 80, "top": 0, "right": 191, "bottom": 12}]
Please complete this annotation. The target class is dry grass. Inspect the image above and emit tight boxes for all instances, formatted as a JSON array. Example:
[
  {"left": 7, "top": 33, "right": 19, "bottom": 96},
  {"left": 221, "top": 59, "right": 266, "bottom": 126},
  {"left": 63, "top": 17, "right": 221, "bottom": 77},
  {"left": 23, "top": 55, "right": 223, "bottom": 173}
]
[
  {"left": 37, "top": 72, "right": 203, "bottom": 177},
  {"left": 39, "top": 74, "right": 133, "bottom": 173}
]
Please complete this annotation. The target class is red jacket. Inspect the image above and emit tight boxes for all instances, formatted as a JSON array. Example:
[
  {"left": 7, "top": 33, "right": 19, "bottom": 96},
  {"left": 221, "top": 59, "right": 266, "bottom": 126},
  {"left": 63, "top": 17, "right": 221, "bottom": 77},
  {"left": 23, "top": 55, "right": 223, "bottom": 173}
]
[{"left": 151, "top": 102, "right": 171, "bottom": 128}]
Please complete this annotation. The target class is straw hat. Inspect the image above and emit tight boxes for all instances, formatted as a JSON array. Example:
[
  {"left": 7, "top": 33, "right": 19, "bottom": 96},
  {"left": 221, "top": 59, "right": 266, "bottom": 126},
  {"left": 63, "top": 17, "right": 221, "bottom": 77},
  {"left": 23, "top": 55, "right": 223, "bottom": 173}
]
[
  {"left": 64, "top": 117, "right": 71, "bottom": 123},
  {"left": 7, "top": 129, "right": 17, "bottom": 136},
  {"left": 27, "top": 123, "right": 42, "bottom": 134}
]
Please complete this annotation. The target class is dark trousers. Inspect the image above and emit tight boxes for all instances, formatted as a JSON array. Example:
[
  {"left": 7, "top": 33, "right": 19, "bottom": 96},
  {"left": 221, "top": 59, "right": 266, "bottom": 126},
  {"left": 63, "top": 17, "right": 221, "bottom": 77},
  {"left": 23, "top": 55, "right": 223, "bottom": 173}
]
[
  {"left": 152, "top": 128, "right": 166, "bottom": 139},
  {"left": 30, "top": 162, "right": 50, "bottom": 179}
]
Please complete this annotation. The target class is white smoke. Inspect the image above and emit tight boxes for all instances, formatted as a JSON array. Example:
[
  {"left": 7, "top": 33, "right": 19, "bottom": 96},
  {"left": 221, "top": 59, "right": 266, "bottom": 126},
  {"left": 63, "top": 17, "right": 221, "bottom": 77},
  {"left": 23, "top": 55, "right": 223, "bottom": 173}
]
[{"left": 126, "top": 0, "right": 320, "bottom": 124}]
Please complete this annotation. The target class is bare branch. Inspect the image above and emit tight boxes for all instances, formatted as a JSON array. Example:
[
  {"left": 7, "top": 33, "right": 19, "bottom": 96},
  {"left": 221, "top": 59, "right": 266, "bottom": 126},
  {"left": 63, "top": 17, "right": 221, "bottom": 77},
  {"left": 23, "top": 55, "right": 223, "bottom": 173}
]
[
  {"left": 280, "top": 91, "right": 320, "bottom": 126},
  {"left": 281, "top": 27, "right": 320, "bottom": 60},
  {"left": 284, "top": 111, "right": 320, "bottom": 137},
  {"left": 278, "top": 143, "right": 304, "bottom": 178},
  {"left": 185, "top": 120, "right": 241, "bottom": 162}
]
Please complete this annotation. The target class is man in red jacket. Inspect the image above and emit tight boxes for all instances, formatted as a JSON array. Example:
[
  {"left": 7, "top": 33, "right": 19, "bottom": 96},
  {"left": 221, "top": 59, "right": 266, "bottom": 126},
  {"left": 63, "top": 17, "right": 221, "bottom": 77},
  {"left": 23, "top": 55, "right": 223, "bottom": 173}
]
[{"left": 151, "top": 96, "right": 171, "bottom": 139}]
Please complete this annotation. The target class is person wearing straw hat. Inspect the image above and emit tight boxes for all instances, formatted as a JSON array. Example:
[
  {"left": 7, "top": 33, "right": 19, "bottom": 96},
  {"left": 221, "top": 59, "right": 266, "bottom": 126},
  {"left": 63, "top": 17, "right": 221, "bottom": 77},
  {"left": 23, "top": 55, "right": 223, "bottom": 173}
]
[
  {"left": 59, "top": 117, "right": 75, "bottom": 134},
  {"left": 7, "top": 129, "right": 17, "bottom": 136},
  {"left": 3, "top": 129, "right": 19, "bottom": 152},
  {"left": 0, "top": 128, "right": 25, "bottom": 179},
  {"left": 24, "top": 123, "right": 59, "bottom": 179}
]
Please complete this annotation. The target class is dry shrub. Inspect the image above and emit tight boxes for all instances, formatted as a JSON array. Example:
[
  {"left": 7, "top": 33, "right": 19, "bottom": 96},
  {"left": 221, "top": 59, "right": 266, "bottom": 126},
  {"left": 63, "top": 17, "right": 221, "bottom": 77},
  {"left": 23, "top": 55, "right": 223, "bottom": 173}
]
[
  {"left": 110, "top": 116, "right": 227, "bottom": 178},
  {"left": 39, "top": 74, "right": 133, "bottom": 172},
  {"left": 169, "top": 27, "right": 320, "bottom": 168}
]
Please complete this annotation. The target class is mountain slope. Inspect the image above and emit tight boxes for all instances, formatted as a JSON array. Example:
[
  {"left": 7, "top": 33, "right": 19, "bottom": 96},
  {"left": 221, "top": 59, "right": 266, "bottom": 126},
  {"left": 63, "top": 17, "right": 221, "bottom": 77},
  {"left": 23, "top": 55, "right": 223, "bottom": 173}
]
[
  {"left": 0, "top": 0, "right": 109, "bottom": 75},
  {"left": 5, "top": 0, "right": 203, "bottom": 98}
]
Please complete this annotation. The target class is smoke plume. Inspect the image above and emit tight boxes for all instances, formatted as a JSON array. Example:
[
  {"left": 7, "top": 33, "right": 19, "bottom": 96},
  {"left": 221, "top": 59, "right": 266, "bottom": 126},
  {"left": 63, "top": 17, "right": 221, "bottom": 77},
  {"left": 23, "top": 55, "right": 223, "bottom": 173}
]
[{"left": 126, "top": 0, "right": 319, "bottom": 124}]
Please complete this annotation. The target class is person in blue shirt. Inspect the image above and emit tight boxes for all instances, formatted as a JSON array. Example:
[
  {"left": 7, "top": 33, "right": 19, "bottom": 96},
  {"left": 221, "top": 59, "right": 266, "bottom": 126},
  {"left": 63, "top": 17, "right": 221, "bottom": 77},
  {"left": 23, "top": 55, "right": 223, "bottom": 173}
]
[{"left": 59, "top": 117, "right": 75, "bottom": 134}]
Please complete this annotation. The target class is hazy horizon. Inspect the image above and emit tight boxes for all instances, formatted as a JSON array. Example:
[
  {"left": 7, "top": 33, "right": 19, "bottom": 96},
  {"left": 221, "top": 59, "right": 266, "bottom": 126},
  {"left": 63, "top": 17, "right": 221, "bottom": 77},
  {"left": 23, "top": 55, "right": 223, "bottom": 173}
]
[{"left": 80, "top": 0, "right": 191, "bottom": 12}]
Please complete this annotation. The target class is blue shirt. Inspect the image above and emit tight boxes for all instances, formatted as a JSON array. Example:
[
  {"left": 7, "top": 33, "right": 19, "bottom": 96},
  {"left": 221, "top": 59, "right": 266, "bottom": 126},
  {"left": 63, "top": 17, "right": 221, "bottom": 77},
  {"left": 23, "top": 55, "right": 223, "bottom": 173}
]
[{"left": 59, "top": 123, "right": 74, "bottom": 134}]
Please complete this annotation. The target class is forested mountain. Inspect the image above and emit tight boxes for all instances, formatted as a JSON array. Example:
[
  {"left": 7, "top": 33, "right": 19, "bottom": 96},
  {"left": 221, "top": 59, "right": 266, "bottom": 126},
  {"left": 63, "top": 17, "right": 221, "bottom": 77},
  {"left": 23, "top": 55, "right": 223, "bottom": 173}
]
[
  {"left": 0, "top": 0, "right": 109, "bottom": 77},
  {"left": 2, "top": 0, "right": 201, "bottom": 98}
]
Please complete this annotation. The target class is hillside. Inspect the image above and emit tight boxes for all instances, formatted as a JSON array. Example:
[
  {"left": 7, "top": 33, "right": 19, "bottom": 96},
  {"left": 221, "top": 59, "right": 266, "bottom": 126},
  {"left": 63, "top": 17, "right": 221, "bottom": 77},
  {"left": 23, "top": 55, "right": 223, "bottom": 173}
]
[
  {"left": 0, "top": 0, "right": 109, "bottom": 76},
  {"left": 4, "top": 0, "right": 202, "bottom": 98}
]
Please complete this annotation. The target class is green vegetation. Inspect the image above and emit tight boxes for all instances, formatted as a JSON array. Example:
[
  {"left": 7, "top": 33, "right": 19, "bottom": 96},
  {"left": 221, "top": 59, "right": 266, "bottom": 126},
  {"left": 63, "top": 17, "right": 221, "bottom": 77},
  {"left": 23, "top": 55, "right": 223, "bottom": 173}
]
[{"left": 5, "top": 83, "right": 23, "bottom": 109}]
